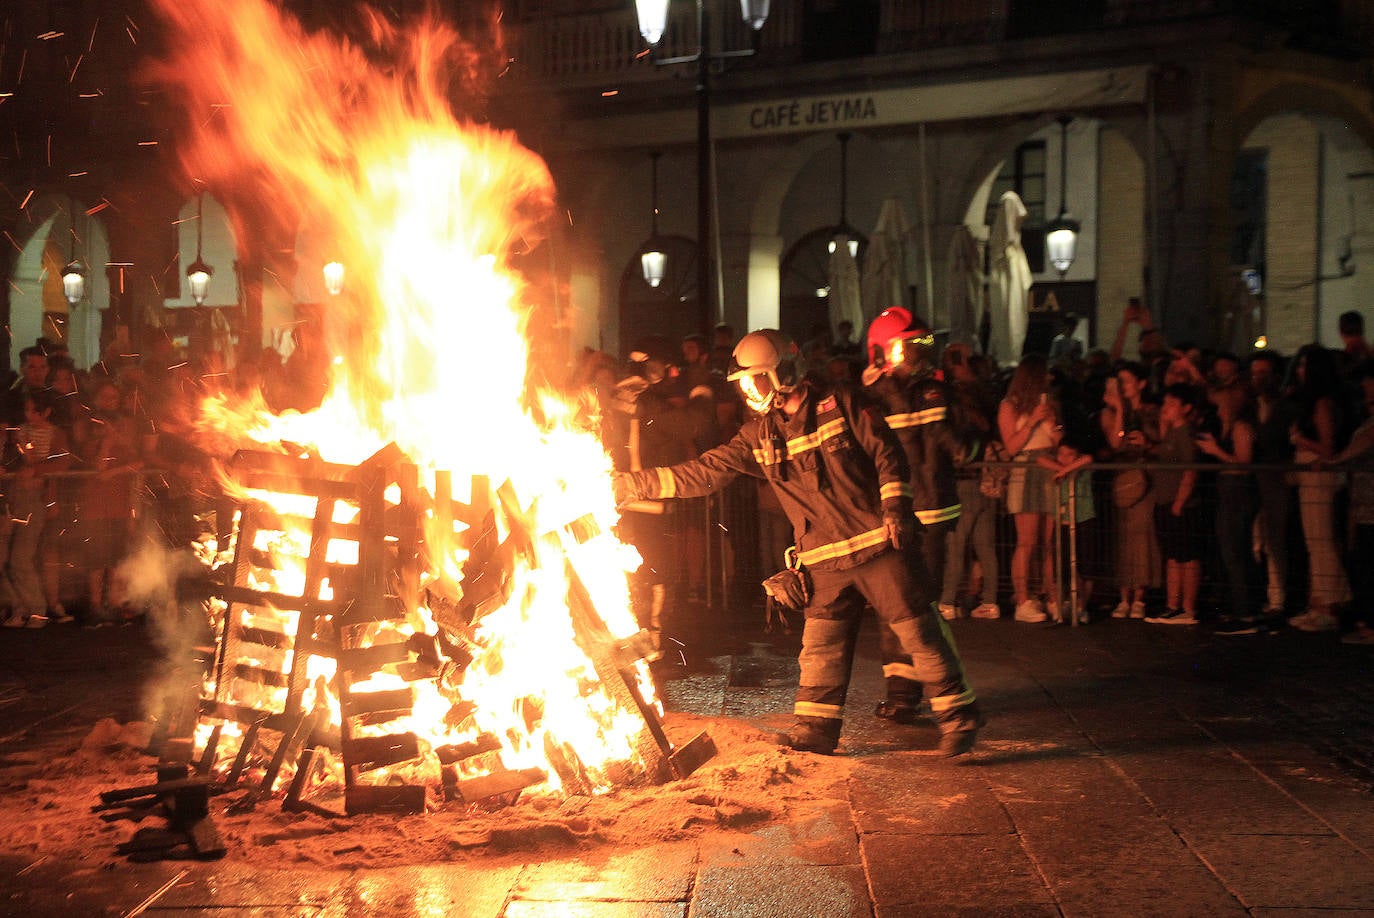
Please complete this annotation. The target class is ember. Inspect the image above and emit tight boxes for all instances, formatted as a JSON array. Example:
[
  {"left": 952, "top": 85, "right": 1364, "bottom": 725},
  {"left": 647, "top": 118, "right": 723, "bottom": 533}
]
[{"left": 98, "top": 0, "right": 713, "bottom": 833}]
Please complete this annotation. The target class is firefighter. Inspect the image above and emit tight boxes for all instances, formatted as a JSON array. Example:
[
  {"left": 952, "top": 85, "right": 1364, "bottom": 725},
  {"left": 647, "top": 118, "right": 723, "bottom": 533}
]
[
  {"left": 601, "top": 340, "right": 714, "bottom": 652},
  {"left": 862, "top": 308, "right": 963, "bottom": 724},
  {"left": 613, "top": 329, "right": 982, "bottom": 756}
]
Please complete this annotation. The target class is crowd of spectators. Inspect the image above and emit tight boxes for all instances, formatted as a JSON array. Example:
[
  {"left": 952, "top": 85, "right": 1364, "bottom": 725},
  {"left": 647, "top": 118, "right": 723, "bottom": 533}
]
[
  {"left": 0, "top": 333, "right": 229, "bottom": 630},
  {"left": 586, "top": 306, "right": 1374, "bottom": 648}
]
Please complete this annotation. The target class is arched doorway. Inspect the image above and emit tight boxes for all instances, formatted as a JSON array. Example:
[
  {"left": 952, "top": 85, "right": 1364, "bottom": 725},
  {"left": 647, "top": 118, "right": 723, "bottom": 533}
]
[
  {"left": 1234, "top": 111, "right": 1374, "bottom": 353},
  {"left": 7, "top": 196, "right": 111, "bottom": 369},
  {"left": 778, "top": 227, "right": 868, "bottom": 349},
  {"left": 617, "top": 235, "right": 703, "bottom": 358}
]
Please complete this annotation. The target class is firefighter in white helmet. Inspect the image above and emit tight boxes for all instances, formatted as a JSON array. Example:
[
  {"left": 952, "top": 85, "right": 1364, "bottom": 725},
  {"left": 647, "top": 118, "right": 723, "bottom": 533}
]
[
  {"left": 614, "top": 329, "right": 982, "bottom": 755},
  {"left": 862, "top": 307, "right": 964, "bottom": 724}
]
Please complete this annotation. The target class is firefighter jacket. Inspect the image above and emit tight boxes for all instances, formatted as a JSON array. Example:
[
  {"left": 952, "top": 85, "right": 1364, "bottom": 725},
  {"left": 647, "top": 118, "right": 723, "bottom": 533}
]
[
  {"left": 620, "top": 381, "right": 913, "bottom": 572},
  {"left": 866, "top": 371, "right": 961, "bottom": 525}
]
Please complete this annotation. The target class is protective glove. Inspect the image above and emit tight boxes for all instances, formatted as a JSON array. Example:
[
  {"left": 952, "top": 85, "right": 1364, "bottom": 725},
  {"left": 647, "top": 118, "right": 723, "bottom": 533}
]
[
  {"left": 762, "top": 568, "right": 811, "bottom": 611},
  {"left": 612, "top": 472, "right": 640, "bottom": 508},
  {"left": 611, "top": 376, "right": 649, "bottom": 416},
  {"left": 883, "top": 511, "right": 913, "bottom": 550}
]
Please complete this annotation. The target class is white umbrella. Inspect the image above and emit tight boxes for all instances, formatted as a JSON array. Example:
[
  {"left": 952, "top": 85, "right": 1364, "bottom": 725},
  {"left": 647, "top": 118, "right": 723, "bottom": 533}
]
[
  {"left": 946, "top": 224, "right": 984, "bottom": 349},
  {"left": 860, "top": 197, "right": 911, "bottom": 322},
  {"left": 988, "top": 191, "right": 1033, "bottom": 363},
  {"left": 827, "top": 235, "right": 865, "bottom": 337}
]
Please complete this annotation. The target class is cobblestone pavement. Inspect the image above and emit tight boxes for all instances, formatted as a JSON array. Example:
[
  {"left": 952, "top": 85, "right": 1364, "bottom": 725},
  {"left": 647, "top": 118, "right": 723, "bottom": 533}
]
[{"left": 2, "top": 604, "right": 1373, "bottom": 916}]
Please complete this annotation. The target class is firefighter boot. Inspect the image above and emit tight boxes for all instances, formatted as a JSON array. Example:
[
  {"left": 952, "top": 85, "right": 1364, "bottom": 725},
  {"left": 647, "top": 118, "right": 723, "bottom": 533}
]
[
  {"left": 778, "top": 716, "right": 841, "bottom": 755},
  {"left": 874, "top": 676, "right": 923, "bottom": 724},
  {"left": 936, "top": 700, "right": 986, "bottom": 757}
]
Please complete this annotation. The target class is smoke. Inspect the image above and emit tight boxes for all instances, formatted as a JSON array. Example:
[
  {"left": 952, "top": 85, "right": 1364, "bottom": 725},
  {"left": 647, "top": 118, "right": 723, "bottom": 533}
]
[{"left": 118, "top": 539, "right": 217, "bottom": 722}]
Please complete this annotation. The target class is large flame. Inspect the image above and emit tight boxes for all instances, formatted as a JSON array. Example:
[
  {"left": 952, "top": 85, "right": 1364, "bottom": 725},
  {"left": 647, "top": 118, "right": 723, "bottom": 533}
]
[{"left": 150, "top": 1, "right": 654, "bottom": 800}]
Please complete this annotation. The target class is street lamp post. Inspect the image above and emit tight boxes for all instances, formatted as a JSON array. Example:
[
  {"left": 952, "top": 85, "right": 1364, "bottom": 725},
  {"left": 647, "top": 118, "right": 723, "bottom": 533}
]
[
  {"left": 1046, "top": 115, "right": 1080, "bottom": 279},
  {"left": 635, "top": 0, "right": 768, "bottom": 334}
]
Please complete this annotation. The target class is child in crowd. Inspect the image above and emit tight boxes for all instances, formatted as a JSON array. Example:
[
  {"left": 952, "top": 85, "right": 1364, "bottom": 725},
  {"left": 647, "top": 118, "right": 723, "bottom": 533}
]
[
  {"left": 1038, "top": 440, "right": 1094, "bottom": 623},
  {"left": 1145, "top": 385, "right": 1202, "bottom": 625}
]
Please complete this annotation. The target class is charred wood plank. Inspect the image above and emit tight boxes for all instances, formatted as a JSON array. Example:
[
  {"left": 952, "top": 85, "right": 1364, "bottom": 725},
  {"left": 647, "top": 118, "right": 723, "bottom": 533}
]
[
  {"left": 341, "top": 688, "right": 414, "bottom": 720},
  {"left": 434, "top": 734, "right": 502, "bottom": 764},
  {"left": 345, "top": 784, "right": 426, "bottom": 816},
  {"left": 96, "top": 776, "right": 215, "bottom": 808},
  {"left": 237, "top": 625, "right": 291, "bottom": 649},
  {"left": 342, "top": 733, "right": 419, "bottom": 771},
  {"left": 338, "top": 642, "right": 412, "bottom": 675},
  {"left": 455, "top": 767, "right": 546, "bottom": 803},
  {"left": 232, "top": 664, "right": 289, "bottom": 688}
]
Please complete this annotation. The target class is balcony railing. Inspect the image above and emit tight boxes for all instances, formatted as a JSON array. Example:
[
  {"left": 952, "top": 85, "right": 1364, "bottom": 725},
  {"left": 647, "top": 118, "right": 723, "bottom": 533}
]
[{"left": 503, "top": 0, "right": 1367, "bottom": 88}]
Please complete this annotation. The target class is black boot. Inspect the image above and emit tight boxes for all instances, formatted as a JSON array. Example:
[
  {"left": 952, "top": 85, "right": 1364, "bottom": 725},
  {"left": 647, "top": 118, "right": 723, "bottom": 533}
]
[
  {"left": 778, "top": 717, "right": 841, "bottom": 754},
  {"left": 874, "top": 676, "right": 923, "bottom": 724},
  {"left": 936, "top": 701, "right": 986, "bottom": 757}
]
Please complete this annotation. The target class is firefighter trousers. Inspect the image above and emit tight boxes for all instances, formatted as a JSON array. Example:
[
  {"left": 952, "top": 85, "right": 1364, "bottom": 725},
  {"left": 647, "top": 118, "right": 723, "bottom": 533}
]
[{"left": 794, "top": 549, "right": 977, "bottom": 737}]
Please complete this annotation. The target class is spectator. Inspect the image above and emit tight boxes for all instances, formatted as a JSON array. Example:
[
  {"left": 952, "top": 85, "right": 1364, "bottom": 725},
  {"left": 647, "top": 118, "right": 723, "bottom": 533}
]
[
  {"left": 1287, "top": 345, "right": 1353, "bottom": 632},
  {"left": 0, "top": 345, "right": 51, "bottom": 427},
  {"left": 0, "top": 390, "right": 73, "bottom": 627},
  {"left": 1196, "top": 380, "right": 1260, "bottom": 630},
  {"left": 1249, "top": 350, "right": 1296, "bottom": 618},
  {"left": 74, "top": 379, "right": 142, "bottom": 626},
  {"left": 998, "top": 354, "right": 1060, "bottom": 622},
  {"left": 1037, "top": 437, "right": 1094, "bottom": 623},
  {"left": 1101, "top": 362, "right": 1160, "bottom": 618},
  {"left": 1144, "top": 385, "right": 1203, "bottom": 624},
  {"left": 708, "top": 323, "right": 736, "bottom": 376},
  {"left": 1338, "top": 310, "right": 1371, "bottom": 370},
  {"left": 1049, "top": 314, "right": 1083, "bottom": 363},
  {"left": 1327, "top": 361, "right": 1374, "bottom": 644},
  {"left": 939, "top": 343, "right": 1002, "bottom": 621}
]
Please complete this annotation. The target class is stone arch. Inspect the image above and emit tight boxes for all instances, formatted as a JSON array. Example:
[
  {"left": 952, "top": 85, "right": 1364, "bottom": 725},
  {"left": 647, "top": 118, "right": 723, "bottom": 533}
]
[
  {"left": 7, "top": 195, "right": 111, "bottom": 369},
  {"left": 1233, "top": 80, "right": 1374, "bottom": 161}
]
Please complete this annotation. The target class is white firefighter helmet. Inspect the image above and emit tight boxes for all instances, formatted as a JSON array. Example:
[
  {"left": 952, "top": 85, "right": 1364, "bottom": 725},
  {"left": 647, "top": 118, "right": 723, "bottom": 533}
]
[{"left": 727, "top": 329, "right": 803, "bottom": 414}]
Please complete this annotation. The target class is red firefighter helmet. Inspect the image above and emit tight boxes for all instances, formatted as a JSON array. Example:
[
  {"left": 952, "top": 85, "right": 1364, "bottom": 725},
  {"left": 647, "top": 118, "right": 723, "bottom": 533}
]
[
  {"left": 727, "top": 329, "right": 802, "bottom": 414},
  {"left": 866, "top": 307, "right": 934, "bottom": 373}
]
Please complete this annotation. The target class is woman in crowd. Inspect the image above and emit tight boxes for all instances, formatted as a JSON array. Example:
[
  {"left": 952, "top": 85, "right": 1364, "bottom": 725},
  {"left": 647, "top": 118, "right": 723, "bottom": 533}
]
[
  {"left": 997, "top": 354, "right": 1060, "bottom": 622},
  {"left": 1100, "top": 362, "right": 1159, "bottom": 619},
  {"left": 1196, "top": 379, "right": 1259, "bottom": 627},
  {"left": 1287, "top": 344, "right": 1352, "bottom": 632}
]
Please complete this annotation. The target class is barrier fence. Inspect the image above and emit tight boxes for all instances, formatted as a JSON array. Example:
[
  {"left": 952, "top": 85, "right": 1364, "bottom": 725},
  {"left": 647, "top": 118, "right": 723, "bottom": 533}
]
[{"left": 650, "top": 462, "right": 1363, "bottom": 626}]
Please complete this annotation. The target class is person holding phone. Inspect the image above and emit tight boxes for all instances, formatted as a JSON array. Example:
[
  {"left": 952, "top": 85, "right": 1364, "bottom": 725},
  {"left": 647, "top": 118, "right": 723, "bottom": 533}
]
[{"left": 998, "top": 354, "right": 1061, "bottom": 622}]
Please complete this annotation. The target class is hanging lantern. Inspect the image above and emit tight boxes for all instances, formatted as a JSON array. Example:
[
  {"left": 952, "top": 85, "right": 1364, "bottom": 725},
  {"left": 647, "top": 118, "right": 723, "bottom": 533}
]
[
  {"left": 323, "top": 260, "right": 345, "bottom": 296},
  {"left": 634, "top": 0, "right": 670, "bottom": 46},
  {"left": 640, "top": 247, "right": 668, "bottom": 288},
  {"left": 61, "top": 261, "right": 85, "bottom": 306},
  {"left": 1046, "top": 116, "right": 1079, "bottom": 278},
  {"left": 740, "top": 0, "right": 770, "bottom": 31},
  {"left": 186, "top": 258, "right": 214, "bottom": 306}
]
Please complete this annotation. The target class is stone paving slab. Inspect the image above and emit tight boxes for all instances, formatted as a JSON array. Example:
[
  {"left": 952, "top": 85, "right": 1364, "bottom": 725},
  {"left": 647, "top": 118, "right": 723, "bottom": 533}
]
[
  {"left": 849, "top": 759, "right": 1012, "bottom": 835},
  {"left": 505, "top": 902, "right": 685, "bottom": 918},
  {"left": 1041, "top": 859, "right": 1247, "bottom": 917},
  {"left": 862, "top": 831, "right": 1056, "bottom": 912},
  {"left": 1134, "top": 777, "right": 1338, "bottom": 836},
  {"left": 326, "top": 866, "right": 520, "bottom": 918},
  {"left": 1003, "top": 800, "right": 1194, "bottom": 862},
  {"left": 1183, "top": 833, "right": 1374, "bottom": 910},
  {"left": 688, "top": 864, "right": 870, "bottom": 918},
  {"left": 698, "top": 800, "right": 860, "bottom": 867},
  {"left": 511, "top": 842, "right": 696, "bottom": 902}
]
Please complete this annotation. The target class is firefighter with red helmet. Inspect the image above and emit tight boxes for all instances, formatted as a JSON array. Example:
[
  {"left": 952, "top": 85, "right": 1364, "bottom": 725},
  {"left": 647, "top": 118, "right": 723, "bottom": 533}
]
[
  {"left": 863, "top": 307, "right": 963, "bottom": 724},
  {"left": 614, "top": 329, "right": 982, "bottom": 755}
]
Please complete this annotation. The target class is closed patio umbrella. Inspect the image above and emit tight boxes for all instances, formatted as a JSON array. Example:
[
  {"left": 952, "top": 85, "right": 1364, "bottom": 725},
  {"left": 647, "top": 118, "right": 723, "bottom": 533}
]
[{"left": 988, "top": 191, "right": 1033, "bottom": 363}]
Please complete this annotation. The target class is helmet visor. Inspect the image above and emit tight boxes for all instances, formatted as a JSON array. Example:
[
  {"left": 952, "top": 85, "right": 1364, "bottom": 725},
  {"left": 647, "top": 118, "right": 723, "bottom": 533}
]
[
  {"left": 885, "top": 332, "right": 935, "bottom": 369},
  {"left": 734, "top": 370, "right": 778, "bottom": 414}
]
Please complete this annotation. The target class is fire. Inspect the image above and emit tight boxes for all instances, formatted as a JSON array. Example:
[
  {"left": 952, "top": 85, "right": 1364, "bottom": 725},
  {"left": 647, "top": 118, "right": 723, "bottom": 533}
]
[{"left": 147, "top": 1, "right": 667, "bottom": 808}]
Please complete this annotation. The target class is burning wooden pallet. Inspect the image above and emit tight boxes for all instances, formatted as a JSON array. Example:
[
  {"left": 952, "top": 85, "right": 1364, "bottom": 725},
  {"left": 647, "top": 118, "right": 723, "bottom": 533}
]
[{"left": 116, "top": 443, "right": 711, "bottom": 826}]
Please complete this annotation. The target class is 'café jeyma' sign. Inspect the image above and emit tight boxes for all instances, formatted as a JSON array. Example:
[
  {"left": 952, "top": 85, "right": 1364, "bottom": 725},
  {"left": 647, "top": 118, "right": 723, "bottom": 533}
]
[{"left": 748, "top": 96, "right": 878, "bottom": 131}]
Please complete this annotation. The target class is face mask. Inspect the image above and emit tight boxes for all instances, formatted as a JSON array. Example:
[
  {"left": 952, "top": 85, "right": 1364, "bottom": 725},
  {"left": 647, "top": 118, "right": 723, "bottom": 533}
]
[{"left": 736, "top": 371, "right": 778, "bottom": 414}]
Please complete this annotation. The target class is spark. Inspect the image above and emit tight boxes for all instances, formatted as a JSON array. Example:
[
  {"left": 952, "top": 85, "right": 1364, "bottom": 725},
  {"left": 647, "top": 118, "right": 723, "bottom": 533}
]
[
  {"left": 85, "top": 201, "right": 109, "bottom": 215},
  {"left": 137, "top": 140, "right": 158, "bottom": 146},
  {"left": 69, "top": 53, "right": 83, "bottom": 82},
  {"left": 2, "top": 230, "right": 20, "bottom": 252},
  {"left": 601, "top": 90, "right": 618, "bottom": 97},
  {"left": 88, "top": 17, "right": 99, "bottom": 52},
  {"left": 37, "top": 31, "right": 64, "bottom": 41},
  {"left": 19, "top": 189, "right": 33, "bottom": 210},
  {"left": 68, "top": 171, "right": 88, "bottom": 178}
]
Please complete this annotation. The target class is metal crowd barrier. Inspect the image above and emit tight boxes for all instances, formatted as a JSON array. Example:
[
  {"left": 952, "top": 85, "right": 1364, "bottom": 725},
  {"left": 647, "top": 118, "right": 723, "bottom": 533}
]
[{"left": 655, "top": 461, "right": 1357, "bottom": 627}]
